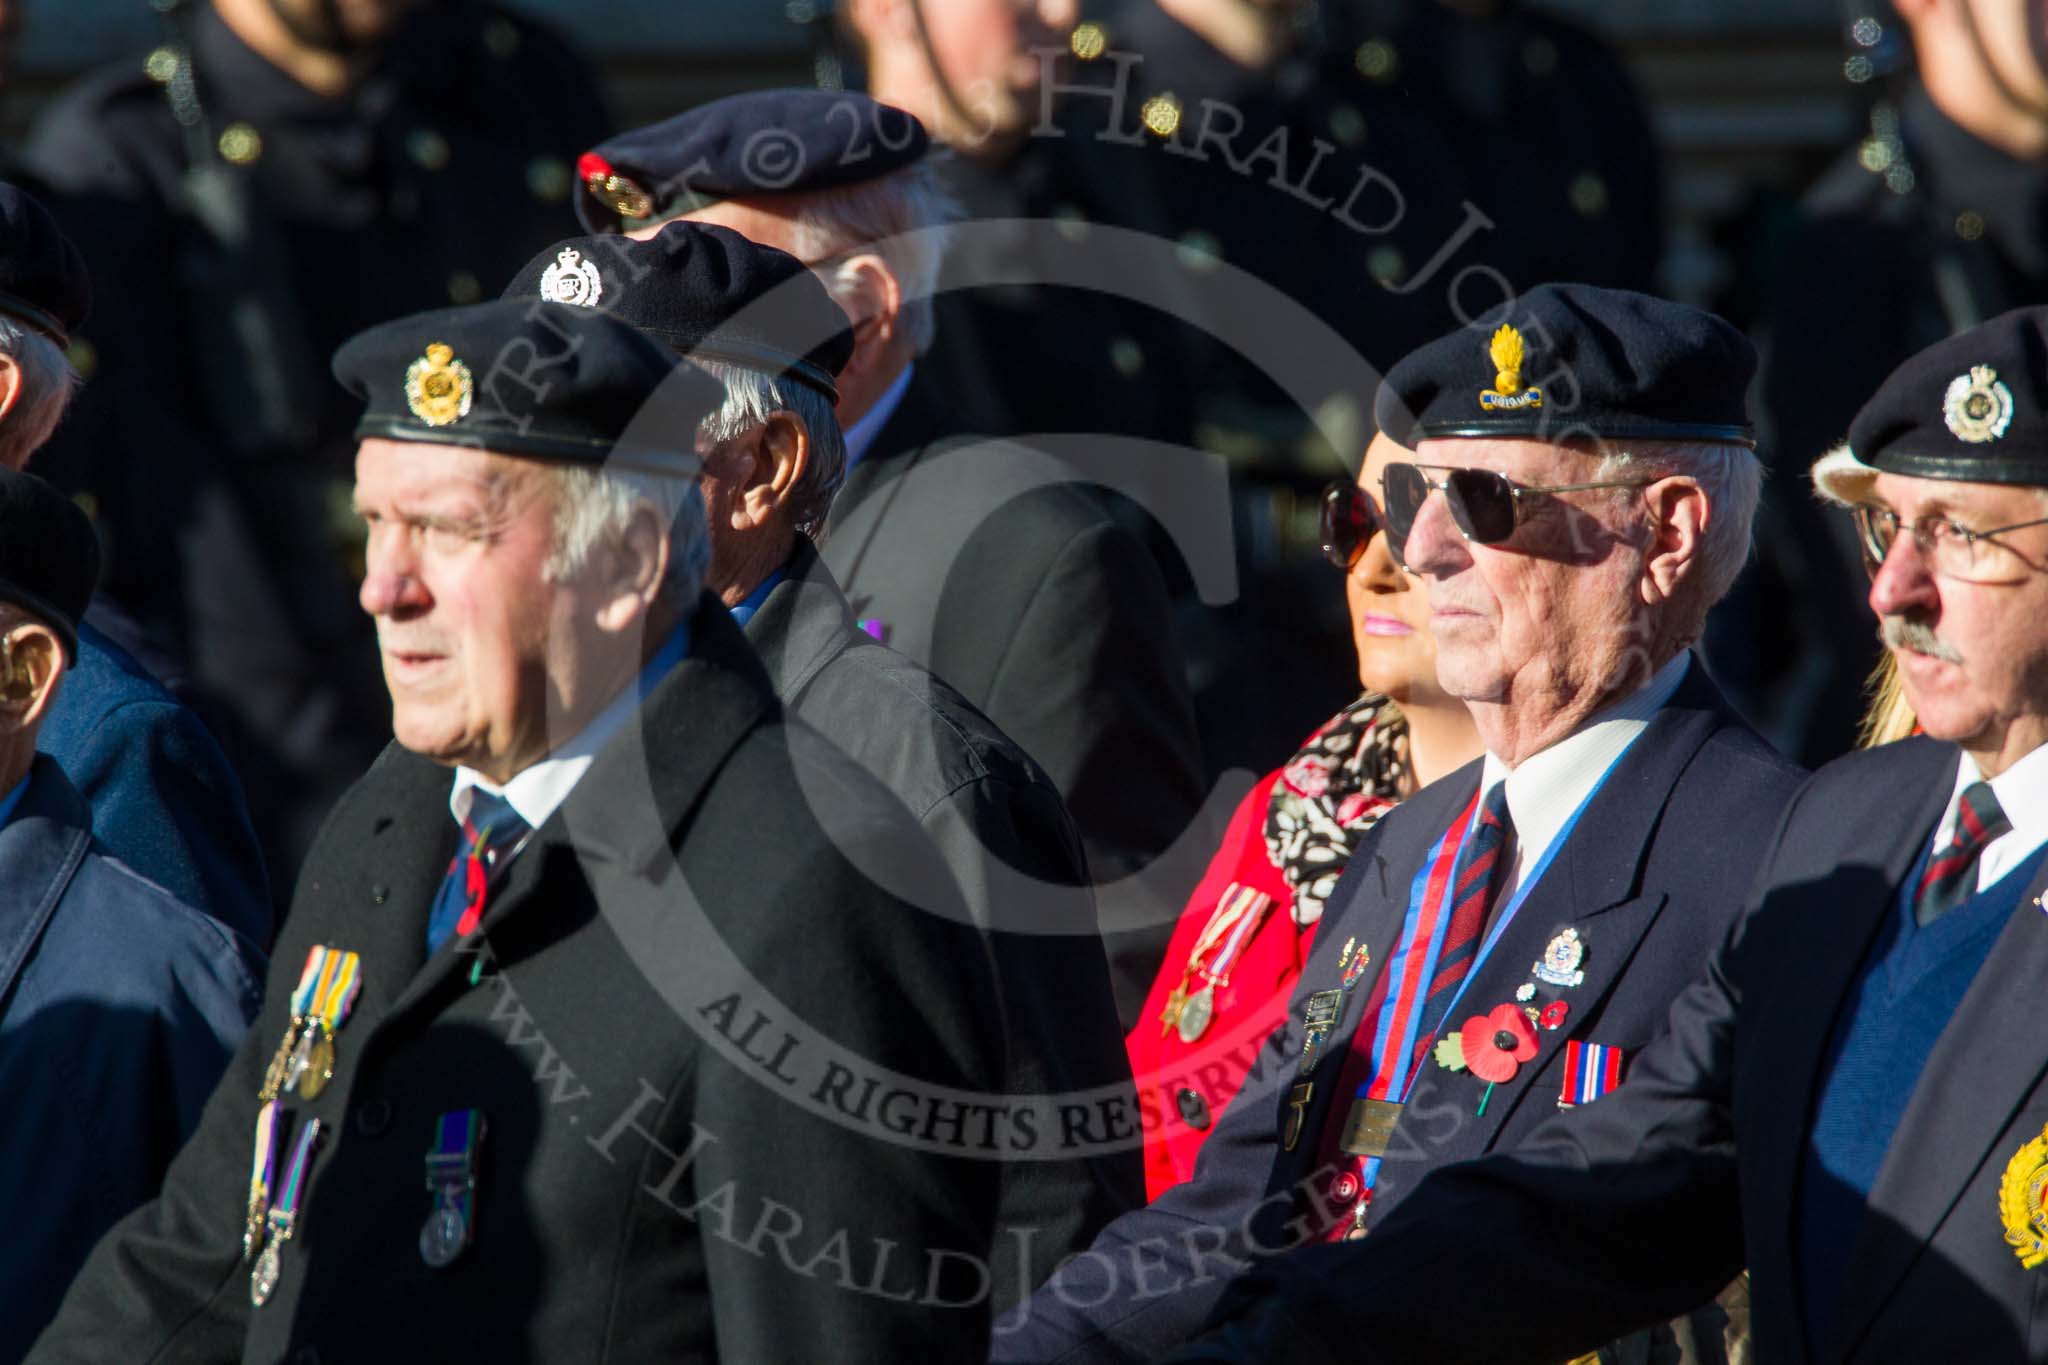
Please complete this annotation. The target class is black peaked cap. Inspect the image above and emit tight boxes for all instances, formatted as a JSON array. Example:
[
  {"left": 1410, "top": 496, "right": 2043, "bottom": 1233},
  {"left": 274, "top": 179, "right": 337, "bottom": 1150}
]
[{"left": 0, "top": 182, "right": 89, "bottom": 346}]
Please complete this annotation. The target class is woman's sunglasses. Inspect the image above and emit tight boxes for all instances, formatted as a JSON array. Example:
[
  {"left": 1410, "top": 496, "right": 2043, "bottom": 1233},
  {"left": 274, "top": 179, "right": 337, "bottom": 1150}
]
[
  {"left": 1320, "top": 481, "right": 1383, "bottom": 570},
  {"left": 1378, "top": 462, "right": 1655, "bottom": 564}
]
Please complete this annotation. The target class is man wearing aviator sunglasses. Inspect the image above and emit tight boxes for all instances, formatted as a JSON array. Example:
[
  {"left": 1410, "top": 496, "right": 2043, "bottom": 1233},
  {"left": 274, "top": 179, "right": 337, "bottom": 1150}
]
[
  {"left": 1002, "top": 284, "right": 1799, "bottom": 1365},
  {"left": 1166, "top": 311, "right": 2048, "bottom": 1364}
]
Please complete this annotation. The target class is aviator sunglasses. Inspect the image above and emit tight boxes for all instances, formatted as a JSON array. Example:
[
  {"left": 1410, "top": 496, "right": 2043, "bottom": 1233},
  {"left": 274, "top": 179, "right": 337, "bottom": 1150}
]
[
  {"left": 1377, "top": 462, "right": 1656, "bottom": 564},
  {"left": 1319, "top": 480, "right": 1384, "bottom": 569}
]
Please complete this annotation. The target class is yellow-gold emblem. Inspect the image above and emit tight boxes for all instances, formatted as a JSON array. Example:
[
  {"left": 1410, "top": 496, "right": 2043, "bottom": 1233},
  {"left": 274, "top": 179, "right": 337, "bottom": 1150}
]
[
  {"left": 1999, "top": 1122, "right": 2048, "bottom": 1269},
  {"left": 404, "top": 343, "right": 474, "bottom": 428},
  {"left": 1479, "top": 323, "right": 1543, "bottom": 412}
]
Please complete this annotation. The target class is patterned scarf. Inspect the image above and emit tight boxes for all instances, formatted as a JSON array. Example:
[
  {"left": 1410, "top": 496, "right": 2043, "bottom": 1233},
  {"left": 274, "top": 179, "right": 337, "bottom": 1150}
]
[{"left": 1262, "top": 692, "right": 1410, "bottom": 926}]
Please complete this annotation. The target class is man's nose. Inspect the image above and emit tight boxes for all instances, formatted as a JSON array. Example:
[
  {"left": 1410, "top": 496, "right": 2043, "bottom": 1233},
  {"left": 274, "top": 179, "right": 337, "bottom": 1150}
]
[{"left": 1400, "top": 482, "right": 1471, "bottom": 578}]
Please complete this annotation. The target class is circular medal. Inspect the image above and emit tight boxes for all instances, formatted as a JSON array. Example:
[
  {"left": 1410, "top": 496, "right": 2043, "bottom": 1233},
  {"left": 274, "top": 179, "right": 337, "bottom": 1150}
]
[
  {"left": 1176, "top": 983, "right": 1216, "bottom": 1044},
  {"left": 420, "top": 1204, "right": 468, "bottom": 1268},
  {"left": 296, "top": 1033, "right": 336, "bottom": 1101},
  {"left": 250, "top": 1241, "right": 282, "bottom": 1306}
]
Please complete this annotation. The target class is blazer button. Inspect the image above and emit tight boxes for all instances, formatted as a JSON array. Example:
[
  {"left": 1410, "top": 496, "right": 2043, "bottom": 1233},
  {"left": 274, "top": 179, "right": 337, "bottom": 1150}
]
[
  {"left": 355, "top": 1097, "right": 392, "bottom": 1138},
  {"left": 1175, "top": 1087, "right": 1212, "bottom": 1131}
]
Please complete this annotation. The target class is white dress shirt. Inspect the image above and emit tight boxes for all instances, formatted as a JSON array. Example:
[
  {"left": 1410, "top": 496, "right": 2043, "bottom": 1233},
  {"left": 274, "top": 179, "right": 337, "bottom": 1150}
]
[{"left": 1477, "top": 651, "right": 1693, "bottom": 904}]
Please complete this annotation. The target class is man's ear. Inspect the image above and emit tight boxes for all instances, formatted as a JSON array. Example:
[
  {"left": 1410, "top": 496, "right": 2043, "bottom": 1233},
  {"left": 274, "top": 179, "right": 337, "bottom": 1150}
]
[
  {"left": 0, "top": 623, "right": 64, "bottom": 729},
  {"left": 0, "top": 353, "right": 24, "bottom": 431},
  {"left": 831, "top": 255, "right": 904, "bottom": 382},
  {"left": 592, "top": 504, "right": 672, "bottom": 634},
  {"left": 845, "top": 0, "right": 917, "bottom": 43},
  {"left": 741, "top": 412, "right": 811, "bottom": 525},
  {"left": 1639, "top": 476, "right": 1708, "bottom": 605}
]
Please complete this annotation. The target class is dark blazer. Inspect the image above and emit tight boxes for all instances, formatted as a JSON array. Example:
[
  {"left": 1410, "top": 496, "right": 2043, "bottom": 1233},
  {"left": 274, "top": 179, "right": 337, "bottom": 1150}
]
[
  {"left": 994, "top": 664, "right": 1804, "bottom": 1363},
  {"left": 822, "top": 372, "right": 1208, "bottom": 1028},
  {"left": 30, "top": 602, "right": 1010, "bottom": 1364},
  {"left": 1170, "top": 733, "right": 2048, "bottom": 1364},
  {"left": 40, "top": 619, "right": 271, "bottom": 945},
  {"left": 744, "top": 539, "right": 1145, "bottom": 1310},
  {"left": 0, "top": 755, "right": 263, "bottom": 1361}
]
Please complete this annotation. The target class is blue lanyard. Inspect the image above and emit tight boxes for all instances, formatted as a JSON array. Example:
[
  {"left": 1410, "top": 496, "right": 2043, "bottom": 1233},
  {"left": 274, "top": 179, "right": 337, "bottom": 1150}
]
[{"left": 1359, "top": 753, "right": 1626, "bottom": 1106}]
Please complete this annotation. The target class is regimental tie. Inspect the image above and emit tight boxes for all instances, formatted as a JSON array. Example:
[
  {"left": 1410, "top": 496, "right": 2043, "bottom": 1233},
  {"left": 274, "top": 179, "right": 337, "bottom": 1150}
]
[
  {"left": 426, "top": 789, "right": 533, "bottom": 955},
  {"left": 1324, "top": 779, "right": 1515, "bottom": 1241},
  {"left": 1915, "top": 781, "right": 2010, "bottom": 927}
]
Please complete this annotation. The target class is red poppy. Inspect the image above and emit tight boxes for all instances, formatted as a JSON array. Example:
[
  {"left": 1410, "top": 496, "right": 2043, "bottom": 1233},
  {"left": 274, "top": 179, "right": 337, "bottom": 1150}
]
[
  {"left": 576, "top": 151, "right": 614, "bottom": 185},
  {"left": 1539, "top": 999, "right": 1570, "bottom": 1031},
  {"left": 1459, "top": 1004, "right": 1540, "bottom": 1085}
]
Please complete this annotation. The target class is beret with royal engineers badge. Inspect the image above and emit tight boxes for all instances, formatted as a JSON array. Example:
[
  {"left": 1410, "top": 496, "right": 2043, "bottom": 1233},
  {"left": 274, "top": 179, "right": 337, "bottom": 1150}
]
[
  {"left": 502, "top": 222, "right": 853, "bottom": 402},
  {"left": 574, "top": 88, "right": 930, "bottom": 235},
  {"left": 1813, "top": 305, "right": 2048, "bottom": 505},
  {"left": 331, "top": 298, "right": 722, "bottom": 473},
  {"left": 0, "top": 464, "right": 98, "bottom": 666},
  {"left": 1374, "top": 282, "right": 1757, "bottom": 449}
]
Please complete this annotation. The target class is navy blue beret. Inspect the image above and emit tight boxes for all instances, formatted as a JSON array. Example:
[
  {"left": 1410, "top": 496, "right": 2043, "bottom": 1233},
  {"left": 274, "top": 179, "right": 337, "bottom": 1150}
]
[
  {"left": 332, "top": 299, "right": 723, "bottom": 471},
  {"left": 0, "top": 182, "right": 89, "bottom": 346},
  {"left": 0, "top": 465, "right": 97, "bottom": 665},
  {"left": 1843, "top": 305, "right": 2048, "bottom": 486},
  {"left": 575, "top": 89, "right": 930, "bottom": 234},
  {"left": 1374, "top": 283, "right": 1756, "bottom": 448},
  {"left": 501, "top": 223, "right": 853, "bottom": 401}
]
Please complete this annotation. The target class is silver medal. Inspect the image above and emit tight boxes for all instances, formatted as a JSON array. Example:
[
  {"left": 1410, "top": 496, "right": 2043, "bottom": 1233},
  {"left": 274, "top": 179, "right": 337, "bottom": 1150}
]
[
  {"left": 420, "top": 1203, "right": 468, "bottom": 1268},
  {"left": 250, "top": 1240, "right": 282, "bottom": 1307},
  {"left": 1176, "top": 983, "right": 1216, "bottom": 1044}
]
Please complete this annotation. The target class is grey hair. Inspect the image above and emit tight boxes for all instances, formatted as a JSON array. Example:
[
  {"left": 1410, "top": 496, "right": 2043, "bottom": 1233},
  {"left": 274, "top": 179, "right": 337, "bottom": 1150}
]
[
  {"left": 788, "top": 160, "right": 961, "bottom": 356},
  {"left": 0, "top": 317, "right": 80, "bottom": 470},
  {"left": 694, "top": 358, "right": 848, "bottom": 536},
  {"left": 545, "top": 464, "right": 709, "bottom": 608},
  {"left": 1595, "top": 440, "right": 1764, "bottom": 615}
]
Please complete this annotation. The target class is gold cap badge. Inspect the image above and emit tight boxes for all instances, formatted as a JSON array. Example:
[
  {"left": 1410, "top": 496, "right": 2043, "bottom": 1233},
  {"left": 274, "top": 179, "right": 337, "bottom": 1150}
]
[
  {"left": 1479, "top": 323, "right": 1543, "bottom": 412},
  {"left": 577, "top": 152, "right": 653, "bottom": 220},
  {"left": 1943, "top": 364, "right": 2014, "bottom": 444},
  {"left": 404, "top": 343, "right": 474, "bottom": 428},
  {"left": 538, "top": 247, "right": 603, "bottom": 308},
  {"left": 2000, "top": 1121, "right": 2048, "bottom": 1268}
]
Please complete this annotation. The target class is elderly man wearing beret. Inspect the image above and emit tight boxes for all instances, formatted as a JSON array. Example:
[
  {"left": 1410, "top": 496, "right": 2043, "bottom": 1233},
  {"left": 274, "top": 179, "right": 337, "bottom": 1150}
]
[
  {"left": 32, "top": 301, "right": 1011, "bottom": 1361},
  {"left": 994, "top": 283, "right": 1803, "bottom": 1362},
  {"left": 505, "top": 220, "right": 1144, "bottom": 1310},
  {"left": 1160, "top": 304, "right": 2048, "bottom": 1363},
  {"left": 0, "top": 466, "right": 261, "bottom": 1359},
  {"left": 573, "top": 90, "right": 1207, "bottom": 1031}
]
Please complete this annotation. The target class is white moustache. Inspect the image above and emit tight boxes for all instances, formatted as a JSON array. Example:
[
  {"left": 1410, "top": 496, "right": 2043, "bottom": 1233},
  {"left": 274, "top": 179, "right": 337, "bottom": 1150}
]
[{"left": 1881, "top": 615, "right": 1963, "bottom": 665}]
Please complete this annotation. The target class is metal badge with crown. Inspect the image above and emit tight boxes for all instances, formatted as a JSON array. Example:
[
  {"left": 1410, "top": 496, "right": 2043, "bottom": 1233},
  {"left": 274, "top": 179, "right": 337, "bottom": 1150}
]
[
  {"left": 1943, "top": 364, "right": 2014, "bottom": 444},
  {"left": 405, "top": 343, "right": 475, "bottom": 427},
  {"left": 1479, "top": 323, "right": 1545, "bottom": 412},
  {"left": 539, "top": 247, "right": 603, "bottom": 308}
]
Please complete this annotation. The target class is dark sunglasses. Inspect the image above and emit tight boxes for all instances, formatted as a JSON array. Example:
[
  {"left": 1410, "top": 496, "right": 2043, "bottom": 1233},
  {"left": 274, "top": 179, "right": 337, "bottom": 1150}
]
[
  {"left": 1320, "top": 481, "right": 1384, "bottom": 569},
  {"left": 1378, "top": 462, "right": 1655, "bottom": 564}
]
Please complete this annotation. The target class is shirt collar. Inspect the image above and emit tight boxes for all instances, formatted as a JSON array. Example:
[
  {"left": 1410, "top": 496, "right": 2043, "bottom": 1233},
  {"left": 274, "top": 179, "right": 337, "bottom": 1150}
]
[
  {"left": 726, "top": 565, "right": 789, "bottom": 629},
  {"left": 841, "top": 363, "right": 915, "bottom": 473},
  {"left": 1479, "top": 652, "right": 1692, "bottom": 892},
  {"left": 1935, "top": 740, "right": 2048, "bottom": 894},
  {"left": 448, "top": 620, "right": 690, "bottom": 834},
  {"left": 0, "top": 773, "right": 28, "bottom": 832}
]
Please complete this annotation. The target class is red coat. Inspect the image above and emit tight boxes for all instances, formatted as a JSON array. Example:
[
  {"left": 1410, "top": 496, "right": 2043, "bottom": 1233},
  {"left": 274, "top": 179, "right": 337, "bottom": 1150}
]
[{"left": 1125, "top": 768, "right": 1319, "bottom": 1198}]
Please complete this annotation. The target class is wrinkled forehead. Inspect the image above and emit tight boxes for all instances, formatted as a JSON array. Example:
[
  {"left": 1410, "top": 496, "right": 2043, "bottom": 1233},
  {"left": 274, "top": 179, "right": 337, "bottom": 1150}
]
[
  {"left": 1869, "top": 469, "right": 2048, "bottom": 520},
  {"left": 1407, "top": 435, "right": 1598, "bottom": 481},
  {"left": 352, "top": 437, "right": 547, "bottom": 507}
]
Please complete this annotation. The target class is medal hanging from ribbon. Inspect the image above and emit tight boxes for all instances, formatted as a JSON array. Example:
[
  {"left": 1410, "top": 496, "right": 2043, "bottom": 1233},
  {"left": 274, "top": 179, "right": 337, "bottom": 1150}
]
[
  {"left": 242, "top": 1099, "right": 281, "bottom": 1262},
  {"left": 420, "top": 1109, "right": 487, "bottom": 1268},
  {"left": 285, "top": 946, "right": 362, "bottom": 1102},
  {"left": 250, "top": 1118, "right": 322, "bottom": 1308},
  {"left": 1159, "top": 883, "right": 1275, "bottom": 1043}
]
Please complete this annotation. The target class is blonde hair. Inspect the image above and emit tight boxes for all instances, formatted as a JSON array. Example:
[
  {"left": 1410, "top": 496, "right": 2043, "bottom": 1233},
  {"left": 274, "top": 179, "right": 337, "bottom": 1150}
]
[{"left": 1856, "top": 651, "right": 1918, "bottom": 748}]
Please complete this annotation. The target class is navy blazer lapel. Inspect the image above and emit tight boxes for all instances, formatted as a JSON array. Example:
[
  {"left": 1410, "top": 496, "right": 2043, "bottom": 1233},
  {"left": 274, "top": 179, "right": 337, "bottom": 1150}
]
[
  {"left": 0, "top": 758, "right": 92, "bottom": 1008},
  {"left": 1397, "top": 690, "right": 1724, "bottom": 1163},
  {"left": 1830, "top": 852, "right": 2048, "bottom": 1359},
  {"left": 1737, "top": 738, "right": 1958, "bottom": 1334},
  {"left": 328, "top": 746, "right": 461, "bottom": 1019}
]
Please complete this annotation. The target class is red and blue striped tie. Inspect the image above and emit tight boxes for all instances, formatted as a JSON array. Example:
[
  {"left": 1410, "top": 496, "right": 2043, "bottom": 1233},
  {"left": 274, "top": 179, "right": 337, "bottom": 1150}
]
[
  {"left": 1914, "top": 782, "right": 2008, "bottom": 927},
  {"left": 1412, "top": 780, "right": 1514, "bottom": 1051}
]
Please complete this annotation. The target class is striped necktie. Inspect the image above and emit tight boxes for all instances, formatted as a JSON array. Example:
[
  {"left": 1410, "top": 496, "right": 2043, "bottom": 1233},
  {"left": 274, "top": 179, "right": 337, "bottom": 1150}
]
[
  {"left": 425, "top": 789, "right": 532, "bottom": 955},
  {"left": 1914, "top": 782, "right": 2009, "bottom": 927},
  {"left": 1412, "top": 780, "right": 1514, "bottom": 1049}
]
